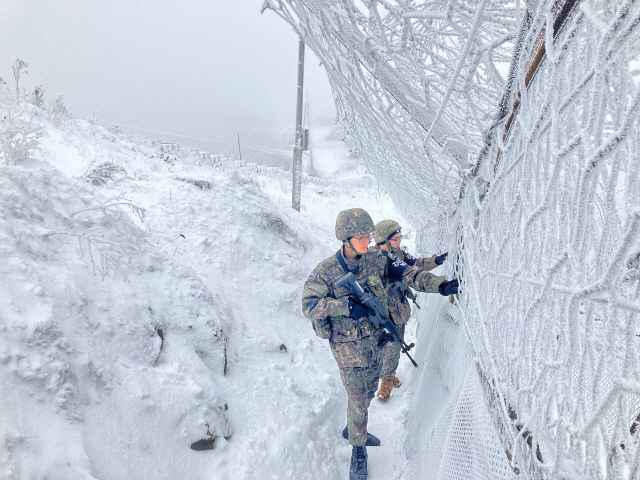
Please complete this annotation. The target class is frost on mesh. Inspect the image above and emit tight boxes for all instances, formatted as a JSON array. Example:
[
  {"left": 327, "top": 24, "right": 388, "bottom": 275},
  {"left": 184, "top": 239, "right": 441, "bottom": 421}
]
[
  {"left": 265, "top": 0, "right": 518, "bottom": 228},
  {"left": 267, "top": 0, "right": 640, "bottom": 478}
]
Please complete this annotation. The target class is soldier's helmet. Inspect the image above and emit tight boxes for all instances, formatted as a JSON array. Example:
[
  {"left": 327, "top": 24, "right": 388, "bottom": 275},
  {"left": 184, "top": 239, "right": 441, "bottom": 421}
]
[
  {"left": 374, "top": 219, "right": 402, "bottom": 245},
  {"left": 335, "top": 208, "right": 375, "bottom": 241}
]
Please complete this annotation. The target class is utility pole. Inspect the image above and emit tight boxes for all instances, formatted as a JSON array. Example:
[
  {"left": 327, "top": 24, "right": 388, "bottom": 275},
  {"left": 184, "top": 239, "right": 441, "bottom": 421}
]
[
  {"left": 236, "top": 134, "right": 243, "bottom": 161},
  {"left": 291, "top": 38, "right": 305, "bottom": 212}
]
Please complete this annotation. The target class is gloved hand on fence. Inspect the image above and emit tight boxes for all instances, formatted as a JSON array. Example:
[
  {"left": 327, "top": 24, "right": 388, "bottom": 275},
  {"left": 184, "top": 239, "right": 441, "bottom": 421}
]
[
  {"left": 438, "top": 278, "right": 459, "bottom": 296},
  {"left": 348, "top": 299, "right": 374, "bottom": 320},
  {"left": 435, "top": 252, "right": 448, "bottom": 265}
]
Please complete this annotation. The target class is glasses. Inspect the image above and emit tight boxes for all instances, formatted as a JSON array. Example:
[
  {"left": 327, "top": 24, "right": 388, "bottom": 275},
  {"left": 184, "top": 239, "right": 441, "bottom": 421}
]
[
  {"left": 389, "top": 235, "right": 403, "bottom": 244},
  {"left": 352, "top": 234, "right": 372, "bottom": 244}
]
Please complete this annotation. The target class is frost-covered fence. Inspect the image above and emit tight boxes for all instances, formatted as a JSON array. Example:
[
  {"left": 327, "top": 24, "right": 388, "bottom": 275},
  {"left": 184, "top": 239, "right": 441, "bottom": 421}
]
[
  {"left": 458, "top": 2, "right": 640, "bottom": 478},
  {"left": 264, "top": 0, "right": 517, "bottom": 225},
  {"left": 266, "top": 0, "right": 640, "bottom": 478}
]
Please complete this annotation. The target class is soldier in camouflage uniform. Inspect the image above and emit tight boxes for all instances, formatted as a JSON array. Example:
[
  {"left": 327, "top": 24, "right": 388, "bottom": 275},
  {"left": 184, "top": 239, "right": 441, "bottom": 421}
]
[
  {"left": 371, "top": 219, "right": 449, "bottom": 401},
  {"left": 301, "top": 209, "right": 458, "bottom": 480}
]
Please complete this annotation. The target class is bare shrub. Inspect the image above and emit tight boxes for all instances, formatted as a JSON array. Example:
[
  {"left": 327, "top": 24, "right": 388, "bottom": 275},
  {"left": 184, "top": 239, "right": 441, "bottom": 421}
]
[
  {"left": 45, "top": 227, "right": 138, "bottom": 280},
  {"left": 86, "top": 162, "right": 130, "bottom": 186},
  {"left": 49, "top": 95, "right": 71, "bottom": 128},
  {"left": 12, "top": 59, "right": 28, "bottom": 99},
  {"left": 0, "top": 107, "right": 43, "bottom": 164},
  {"left": 70, "top": 194, "right": 147, "bottom": 245},
  {"left": 46, "top": 195, "right": 147, "bottom": 280},
  {"left": 31, "top": 85, "right": 45, "bottom": 109},
  {"left": 176, "top": 177, "right": 211, "bottom": 190}
]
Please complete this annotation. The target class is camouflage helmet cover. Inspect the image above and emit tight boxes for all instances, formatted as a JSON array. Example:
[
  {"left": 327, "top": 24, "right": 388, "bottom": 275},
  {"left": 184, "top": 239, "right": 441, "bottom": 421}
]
[
  {"left": 374, "top": 219, "right": 402, "bottom": 244},
  {"left": 335, "top": 208, "right": 375, "bottom": 241}
]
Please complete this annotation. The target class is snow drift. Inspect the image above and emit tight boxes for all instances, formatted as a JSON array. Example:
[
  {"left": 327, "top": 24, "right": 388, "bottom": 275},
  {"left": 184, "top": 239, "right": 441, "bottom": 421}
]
[{"left": 0, "top": 82, "right": 418, "bottom": 479}]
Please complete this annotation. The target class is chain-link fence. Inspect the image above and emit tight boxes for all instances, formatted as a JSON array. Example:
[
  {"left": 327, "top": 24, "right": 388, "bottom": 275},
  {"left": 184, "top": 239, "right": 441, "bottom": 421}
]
[{"left": 266, "top": 0, "right": 640, "bottom": 478}]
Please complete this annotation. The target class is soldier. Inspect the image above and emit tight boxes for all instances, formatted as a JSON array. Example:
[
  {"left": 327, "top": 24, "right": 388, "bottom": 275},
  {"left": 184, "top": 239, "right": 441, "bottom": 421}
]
[
  {"left": 371, "top": 219, "right": 449, "bottom": 401},
  {"left": 301, "top": 208, "right": 459, "bottom": 480}
]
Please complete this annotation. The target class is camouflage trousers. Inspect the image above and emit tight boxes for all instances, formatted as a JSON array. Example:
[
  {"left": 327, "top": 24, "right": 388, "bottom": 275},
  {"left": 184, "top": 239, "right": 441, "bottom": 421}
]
[
  {"left": 339, "top": 361, "right": 382, "bottom": 446},
  {"left": 380, "top": 324, "right": 406, "bottom": 379}
]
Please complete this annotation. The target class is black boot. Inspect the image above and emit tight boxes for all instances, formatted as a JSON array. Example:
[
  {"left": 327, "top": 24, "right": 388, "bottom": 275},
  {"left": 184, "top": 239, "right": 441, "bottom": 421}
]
[
  {"left": 349, "top": 445, "right": 368, "bottom": 480},
  {"left": 342, "top": 426, "right": 381, "bottom": 447}
]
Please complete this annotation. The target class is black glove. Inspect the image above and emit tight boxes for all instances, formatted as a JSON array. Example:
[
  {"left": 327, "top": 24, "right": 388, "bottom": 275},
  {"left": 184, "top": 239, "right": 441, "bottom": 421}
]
[
  {"left": 438, "top": 279, "right": 459, "bottom": 296},
  {"left": 435, "top": 252, "right": 448, "bottom": 265},
  {"left": 348, "top": 299, "right": 373, "bottom": 320}
]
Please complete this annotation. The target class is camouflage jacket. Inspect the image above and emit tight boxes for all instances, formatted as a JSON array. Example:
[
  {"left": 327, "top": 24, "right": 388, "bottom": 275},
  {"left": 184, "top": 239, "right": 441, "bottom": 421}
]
[
  {"left": 301, "top": 247, "right": 445, "bottom": 368},
  {"left": 372, "top": 247, "right": 439, "bottom": 325},
  {"left": 400, "top": 248, "right": 438, "bottom": 272}
]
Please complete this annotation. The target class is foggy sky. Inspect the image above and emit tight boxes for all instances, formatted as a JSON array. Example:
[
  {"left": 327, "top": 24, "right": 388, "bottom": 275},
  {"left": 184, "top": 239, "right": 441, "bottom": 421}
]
[{"left": 0, "top": 1, "right": 336, "bottom": 156}]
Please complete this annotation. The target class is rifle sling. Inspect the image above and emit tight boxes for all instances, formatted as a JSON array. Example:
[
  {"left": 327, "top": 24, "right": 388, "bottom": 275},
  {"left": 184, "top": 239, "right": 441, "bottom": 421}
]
[
  {"left": 335, "top": 249, "right": 353, "bottom": 275},
  {"left": 336, "top": 249, "right": 383, "bottom": 332}
]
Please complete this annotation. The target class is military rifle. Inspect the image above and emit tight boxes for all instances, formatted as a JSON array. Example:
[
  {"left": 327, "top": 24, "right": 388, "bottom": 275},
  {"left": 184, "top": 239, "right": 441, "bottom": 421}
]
[
  {"left": 395, "top": 282, "right": 420, "bottom": 309},
  {"left": 336, "top": 272, "right": 419, "bottom": 368}
]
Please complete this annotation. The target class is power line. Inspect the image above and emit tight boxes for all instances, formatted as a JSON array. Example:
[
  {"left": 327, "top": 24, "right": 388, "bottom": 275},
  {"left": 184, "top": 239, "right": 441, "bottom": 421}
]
[
  {"left": 76, "top": 110, "right": 292, "bottom": 155},
  {"left": 74, "top": 105, "right": 226, "bottom": 142},
  {"left": 243, "top": 140, "right": 287, "bottom": 152},
  {"left": 78, "top": 116, "right": 227, "bottom": 143},
  {"left": 243, "top": 143, "right": 287, "bottom": 155}
]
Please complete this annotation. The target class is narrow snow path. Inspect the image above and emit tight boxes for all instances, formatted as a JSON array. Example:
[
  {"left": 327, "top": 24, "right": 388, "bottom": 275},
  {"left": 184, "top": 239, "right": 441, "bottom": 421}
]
[{"left": 127, "top": 170, "right": 422, "bottom": 480}]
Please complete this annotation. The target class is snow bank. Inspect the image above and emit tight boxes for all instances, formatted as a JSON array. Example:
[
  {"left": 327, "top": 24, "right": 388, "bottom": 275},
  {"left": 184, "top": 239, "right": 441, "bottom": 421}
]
[
  {"left": 121, "top": 159, "right": 413, "bottom": 480},
  {"left": 1, "top": 92, "right": 416, "bottom": 479},
  {"left": 0, "top": 162, "right": 230, "bottom": 479}
]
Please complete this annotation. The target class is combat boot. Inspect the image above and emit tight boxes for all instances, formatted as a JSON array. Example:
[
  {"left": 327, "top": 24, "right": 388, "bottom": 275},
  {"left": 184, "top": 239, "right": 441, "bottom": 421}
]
[
  {"left": 392, "top": 376, "right": 402, "bottom": 388},
  {"left": 376, "top": 377, "right": 394, "bottom": 401},
  {"left": 342, "top": 426, "right": 381, "bottom": 446},
  {"left": 349, "top": 445, "right": 367, "bottom": 480}
]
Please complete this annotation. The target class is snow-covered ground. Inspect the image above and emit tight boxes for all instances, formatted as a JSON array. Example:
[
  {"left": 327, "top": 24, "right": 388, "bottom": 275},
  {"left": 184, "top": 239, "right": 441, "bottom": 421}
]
[
  {"left": 309, "top": 124, "right": 365, "bottom": 178},
  {"left": 1, "top": 109, "right": 445, "bottom": 479}
]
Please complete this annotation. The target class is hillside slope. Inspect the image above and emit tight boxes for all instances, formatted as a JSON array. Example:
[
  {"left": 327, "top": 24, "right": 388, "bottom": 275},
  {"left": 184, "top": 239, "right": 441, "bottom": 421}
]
[{"left": 1, "top": 97, "right": 440, "bottom": 480}]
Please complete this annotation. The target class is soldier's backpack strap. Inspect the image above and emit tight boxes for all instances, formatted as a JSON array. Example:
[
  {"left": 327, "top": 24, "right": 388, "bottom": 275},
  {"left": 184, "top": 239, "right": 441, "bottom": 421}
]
[
  {"left": 384, "top": 247, "right": 417, "bottom": 266},
  {"left": 380, "top": 249, "right": 396, "bottom": 266},
  {"left": 380, "top": 250, "right": 395, "bottom": 284},
  {"left": 335, "top": 249, "right": 352, "bottom": 274}
]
